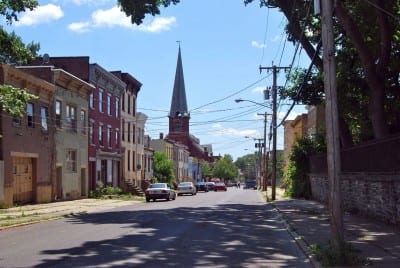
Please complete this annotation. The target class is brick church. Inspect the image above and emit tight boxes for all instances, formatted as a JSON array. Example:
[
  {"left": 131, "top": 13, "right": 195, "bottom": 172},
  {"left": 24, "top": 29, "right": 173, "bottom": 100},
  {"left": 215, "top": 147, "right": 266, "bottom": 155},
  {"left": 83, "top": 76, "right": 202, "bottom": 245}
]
[{"left": 166, "top": 46, "right": 212, "bottom": 162}]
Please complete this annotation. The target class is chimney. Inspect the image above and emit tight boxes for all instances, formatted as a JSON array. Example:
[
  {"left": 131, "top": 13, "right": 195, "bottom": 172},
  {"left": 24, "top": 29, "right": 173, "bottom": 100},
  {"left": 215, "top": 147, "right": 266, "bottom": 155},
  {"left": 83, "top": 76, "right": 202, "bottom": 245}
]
[{"left": 160, "top": 132, "right": 164, "bottom": 139}]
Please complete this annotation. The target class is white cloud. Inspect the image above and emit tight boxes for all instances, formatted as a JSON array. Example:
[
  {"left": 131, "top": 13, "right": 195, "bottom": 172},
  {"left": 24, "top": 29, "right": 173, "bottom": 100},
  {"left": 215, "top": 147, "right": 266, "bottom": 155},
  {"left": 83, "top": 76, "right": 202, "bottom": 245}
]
[
  {"left": 251, "top": 41, "right": 266, "bottom": 49},
  {"left": 15, "top": 4, "right": 63, "bottom": 26},
  {"left": 209, "top": 124, "right": 260, "bottom": 137},
  {"left": 68, "top": 21, "right": 91, "bottom": 33},
  {"left": 68, "top": 6, "right": 176, "bottom": 33},
  {"left": 252, "top": 86, "right": 266, "bottom": 94}
]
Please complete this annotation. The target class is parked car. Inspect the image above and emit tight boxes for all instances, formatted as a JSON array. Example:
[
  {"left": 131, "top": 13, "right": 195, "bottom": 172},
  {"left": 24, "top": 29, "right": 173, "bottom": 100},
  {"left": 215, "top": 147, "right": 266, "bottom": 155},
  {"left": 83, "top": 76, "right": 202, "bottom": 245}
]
[
  {"left": 205, "top": 182, "right": 215, "bottom": 191},
  {"left": 145, "top": 183, "right": 176, "bottom": 202},
  {"left": 177, "top": 182, "right": 197, "bottom": 196},
  {"left": 214, "top": 182, "right": 227, "bottom": 191},
  {"left": 244, "top": 180, "right": 258, "bottom": 190},
  {"left": 195, "top": 182, "right": 209, "bottom": 192}
]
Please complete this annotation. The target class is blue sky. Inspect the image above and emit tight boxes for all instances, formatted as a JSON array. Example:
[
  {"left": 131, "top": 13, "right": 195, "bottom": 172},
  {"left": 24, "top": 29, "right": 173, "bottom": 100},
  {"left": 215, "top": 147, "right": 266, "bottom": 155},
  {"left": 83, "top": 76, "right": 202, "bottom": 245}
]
[{"left": 5, "top": 0, "right": 310, "bottom": 160}]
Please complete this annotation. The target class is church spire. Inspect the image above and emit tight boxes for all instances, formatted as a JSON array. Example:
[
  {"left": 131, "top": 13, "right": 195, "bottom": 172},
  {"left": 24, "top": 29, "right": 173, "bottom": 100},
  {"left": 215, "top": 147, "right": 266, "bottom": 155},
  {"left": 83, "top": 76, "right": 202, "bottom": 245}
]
[{"left": 169, "top": 43, "right": 189, "bottom": 118}]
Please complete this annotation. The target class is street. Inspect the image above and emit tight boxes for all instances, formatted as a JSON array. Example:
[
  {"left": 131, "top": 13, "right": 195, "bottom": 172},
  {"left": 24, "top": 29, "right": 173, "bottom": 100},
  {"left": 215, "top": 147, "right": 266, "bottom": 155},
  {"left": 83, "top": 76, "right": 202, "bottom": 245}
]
[{"left": 0, "top": 188, "right": 311, "bottom": 267}]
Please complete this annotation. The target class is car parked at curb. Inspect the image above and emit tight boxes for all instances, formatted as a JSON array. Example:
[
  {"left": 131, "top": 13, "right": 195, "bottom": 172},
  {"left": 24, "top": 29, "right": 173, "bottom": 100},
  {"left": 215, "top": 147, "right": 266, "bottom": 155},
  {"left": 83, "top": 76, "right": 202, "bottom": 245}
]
[
  {"left": 205, "top": 182, "right": 215, "bottom": 191},
  {"left": 145, "top": 183, "right": 176, "bottom": 202},
  {"left": 195, "top": 182, "right": 209, "bottom": 192},
  {"left": 177, "top": 182, "right": 197, "bottom": 196}
]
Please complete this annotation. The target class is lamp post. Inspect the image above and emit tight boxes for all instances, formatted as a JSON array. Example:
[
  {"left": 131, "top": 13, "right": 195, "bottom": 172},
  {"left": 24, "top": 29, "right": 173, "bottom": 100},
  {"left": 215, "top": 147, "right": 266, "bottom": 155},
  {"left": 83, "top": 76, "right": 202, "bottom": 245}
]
[{"left": 235, "top": 99, "right": 272, "bottom": 195}]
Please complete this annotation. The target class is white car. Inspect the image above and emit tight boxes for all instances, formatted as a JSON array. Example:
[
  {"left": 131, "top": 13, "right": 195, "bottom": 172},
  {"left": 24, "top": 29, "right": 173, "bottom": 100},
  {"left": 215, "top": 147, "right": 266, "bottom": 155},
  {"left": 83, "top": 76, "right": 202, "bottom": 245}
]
[{"left": 177, "top": 182, "right": 197, "bottom": 196}]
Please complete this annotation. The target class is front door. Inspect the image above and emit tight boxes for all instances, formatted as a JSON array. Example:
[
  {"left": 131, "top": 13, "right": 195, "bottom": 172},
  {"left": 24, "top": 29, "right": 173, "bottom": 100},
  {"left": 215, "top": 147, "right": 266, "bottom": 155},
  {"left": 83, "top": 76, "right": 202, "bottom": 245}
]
[{"left": 12, "top": 157, "right": 33, "bottom": 204}]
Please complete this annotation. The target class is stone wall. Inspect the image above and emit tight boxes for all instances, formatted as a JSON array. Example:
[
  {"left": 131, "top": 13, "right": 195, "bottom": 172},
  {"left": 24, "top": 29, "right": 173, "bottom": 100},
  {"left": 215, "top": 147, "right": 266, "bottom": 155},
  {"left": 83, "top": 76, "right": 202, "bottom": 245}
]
[{"left": 310, "top": 172, "right": 400, "bottom": 225}]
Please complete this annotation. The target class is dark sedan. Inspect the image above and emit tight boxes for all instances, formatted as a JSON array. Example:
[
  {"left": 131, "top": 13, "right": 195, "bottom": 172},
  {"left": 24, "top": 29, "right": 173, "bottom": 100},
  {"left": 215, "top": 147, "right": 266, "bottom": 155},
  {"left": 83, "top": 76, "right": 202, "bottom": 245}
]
[
  {"left": 145, "top": 183, "right": 176, "bottom": 202},
  {"left": 195, "top": 182, "right": 209, "bottom": 192}
]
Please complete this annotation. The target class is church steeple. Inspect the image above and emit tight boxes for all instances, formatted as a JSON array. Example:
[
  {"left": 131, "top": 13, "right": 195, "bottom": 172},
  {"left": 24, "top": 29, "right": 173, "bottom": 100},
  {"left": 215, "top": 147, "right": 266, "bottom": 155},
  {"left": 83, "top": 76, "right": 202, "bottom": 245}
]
[{"left": 169, "top": 44, "right": 189, "bottom": 118}]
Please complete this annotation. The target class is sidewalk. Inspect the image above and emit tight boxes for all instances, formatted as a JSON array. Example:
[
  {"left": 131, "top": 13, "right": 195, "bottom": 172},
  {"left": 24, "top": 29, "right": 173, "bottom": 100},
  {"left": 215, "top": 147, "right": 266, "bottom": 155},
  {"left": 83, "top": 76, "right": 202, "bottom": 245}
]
[
  {"left": 268, "top": 188, "right": 400, "bottom": 267},
  {"left": 0, "top": 197, "right": 143, "bottom": 230}
]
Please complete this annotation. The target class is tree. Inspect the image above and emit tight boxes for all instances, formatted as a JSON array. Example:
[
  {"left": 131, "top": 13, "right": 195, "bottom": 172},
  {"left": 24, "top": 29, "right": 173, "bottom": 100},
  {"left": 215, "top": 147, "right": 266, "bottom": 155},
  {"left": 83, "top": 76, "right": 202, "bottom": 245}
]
[
  {"left": 200, "top": 159, "right": 213, "bottom": 180},
  {"left": 117, "top": 0, "right": 180, "bottom": 25},
  {"left": 0, "top": 0, "right": 40, "bottom": 118},
  {"left": 212, "top": 154, "right": 238, "bottom": 181},
  {"left": 235, "top": 153, "right": 259, "bottom": 180},
  {"left": 153, "top": 151, "right": 175, "bottom": 185}
]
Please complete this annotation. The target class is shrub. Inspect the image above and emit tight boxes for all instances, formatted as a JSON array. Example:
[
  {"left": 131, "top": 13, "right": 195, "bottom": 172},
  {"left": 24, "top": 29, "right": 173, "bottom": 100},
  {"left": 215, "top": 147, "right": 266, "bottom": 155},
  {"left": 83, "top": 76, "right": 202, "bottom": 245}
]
[{"left": 283, "top": 132, "right": 326, "bottom": 199}]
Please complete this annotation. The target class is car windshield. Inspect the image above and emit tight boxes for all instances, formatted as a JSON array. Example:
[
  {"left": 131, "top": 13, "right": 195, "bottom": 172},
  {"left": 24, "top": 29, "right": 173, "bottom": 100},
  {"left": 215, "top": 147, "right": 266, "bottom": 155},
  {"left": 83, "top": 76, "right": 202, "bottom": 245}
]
[
  {"left": 179, "top": 182, "right": 192, "bottom": 186},
  {"left": 150, "top": 183, "right": 167, "bottom": 189}
]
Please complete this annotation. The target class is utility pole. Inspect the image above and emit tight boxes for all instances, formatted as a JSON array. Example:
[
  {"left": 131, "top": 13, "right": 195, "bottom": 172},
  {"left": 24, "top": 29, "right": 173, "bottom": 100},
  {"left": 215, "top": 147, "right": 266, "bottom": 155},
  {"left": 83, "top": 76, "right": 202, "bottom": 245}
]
[
  {"left": 321, "top": 0, "right": 345, "bottom": 256},
  {"left": 259, "top": 65, "right": 290, "bottom": 200},
  {"left": 257, "top": 112, "right": 271, "bottom": 191}
]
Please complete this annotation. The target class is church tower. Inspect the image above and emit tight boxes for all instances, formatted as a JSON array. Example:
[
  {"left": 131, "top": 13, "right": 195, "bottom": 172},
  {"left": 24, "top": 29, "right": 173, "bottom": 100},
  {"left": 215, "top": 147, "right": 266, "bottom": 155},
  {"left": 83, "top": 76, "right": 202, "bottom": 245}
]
[
  {"left": 167, "top": 45, "right": 190, "bottom": 141},
  {"left": 166, "top": 45, "right": 210, "bottom": 161}
]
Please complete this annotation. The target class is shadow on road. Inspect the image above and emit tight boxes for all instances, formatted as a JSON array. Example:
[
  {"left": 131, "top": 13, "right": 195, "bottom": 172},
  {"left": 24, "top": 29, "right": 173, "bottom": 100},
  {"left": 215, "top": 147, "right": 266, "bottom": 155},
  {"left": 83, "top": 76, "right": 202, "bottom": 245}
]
[{"left": 35, "top": 203, "right": 311, "bottom": 267}]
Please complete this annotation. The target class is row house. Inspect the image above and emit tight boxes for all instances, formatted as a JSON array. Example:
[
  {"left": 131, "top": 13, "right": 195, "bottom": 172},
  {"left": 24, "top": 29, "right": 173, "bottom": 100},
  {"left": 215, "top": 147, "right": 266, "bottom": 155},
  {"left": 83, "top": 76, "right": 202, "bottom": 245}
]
[
  {"left": 173, "top": 142, "right": 189, "bottom": 182},
  {"left": 0, "top": 64, "right": 55, "bottom": 206},
  {"left": 188, "top": 157, "right": 202, "bottom": 182},
  {"left": 18, "top": 65, "right": 93, "bottom": 200},
  {"left": 143, "top": 135, "right": 154, "bottom": 181},
  {"left": 111, "top": 71, "right": 141, "bottom": 189},
  {"left": 29, "top": 56, "right": 152, "bottom": 193},
  {"left": 29, "top": 57, "right": 126, "bottom": 191},
  {"left": 150, "top": 133, "right": 175, "bottom": 161},
  {"left": 89, "top": 64, "right": 125, "bottom": 190}
]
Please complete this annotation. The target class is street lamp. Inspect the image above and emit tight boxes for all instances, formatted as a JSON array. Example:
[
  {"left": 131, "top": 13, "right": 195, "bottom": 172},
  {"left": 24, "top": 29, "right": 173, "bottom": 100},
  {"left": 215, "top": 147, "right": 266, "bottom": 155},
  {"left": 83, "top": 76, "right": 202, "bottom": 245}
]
[{"left": 235, "top": 98, "right": 273, "bottom": 196}]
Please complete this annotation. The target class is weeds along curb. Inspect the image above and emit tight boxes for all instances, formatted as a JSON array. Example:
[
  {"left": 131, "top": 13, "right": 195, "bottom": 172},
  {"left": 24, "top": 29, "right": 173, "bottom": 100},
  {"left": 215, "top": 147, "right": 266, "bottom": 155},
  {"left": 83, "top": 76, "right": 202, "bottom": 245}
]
[{"left": 272, "top": 202, "right": 323, "bottom": 268}]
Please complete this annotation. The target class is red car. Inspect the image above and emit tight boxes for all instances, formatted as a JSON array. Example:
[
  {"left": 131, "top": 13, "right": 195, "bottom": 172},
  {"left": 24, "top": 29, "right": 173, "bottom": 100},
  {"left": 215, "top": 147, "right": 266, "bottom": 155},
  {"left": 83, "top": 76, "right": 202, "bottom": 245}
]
[{"left": 214, "top": 182, "right": 227, "bottom": 191}]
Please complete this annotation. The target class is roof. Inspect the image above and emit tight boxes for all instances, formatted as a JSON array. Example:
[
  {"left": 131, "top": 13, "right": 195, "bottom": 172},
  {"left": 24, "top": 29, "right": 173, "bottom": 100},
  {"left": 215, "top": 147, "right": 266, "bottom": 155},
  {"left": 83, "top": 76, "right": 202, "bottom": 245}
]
[{"left": 169, "top": 46, "right": 189, "bottom": 118}]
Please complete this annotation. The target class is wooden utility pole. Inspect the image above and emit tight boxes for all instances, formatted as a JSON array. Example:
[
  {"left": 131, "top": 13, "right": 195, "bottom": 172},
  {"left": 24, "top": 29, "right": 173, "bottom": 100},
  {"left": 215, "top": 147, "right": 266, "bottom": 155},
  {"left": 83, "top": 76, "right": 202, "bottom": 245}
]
[
  {"left": 257, "top": 112, "right": 271, "bottom": 192},
  {"left": 259, "top": 65, "right": 290, "bottom": 200},
  {"left": 321, "top": 0, "right": 345, "bottom": 255}
]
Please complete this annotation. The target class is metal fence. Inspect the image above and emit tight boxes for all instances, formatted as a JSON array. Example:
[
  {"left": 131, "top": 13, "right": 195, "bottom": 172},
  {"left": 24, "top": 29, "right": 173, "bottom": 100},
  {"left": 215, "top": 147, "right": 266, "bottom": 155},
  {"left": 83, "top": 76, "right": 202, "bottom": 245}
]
[{"left": 310, "top": 133, "right": 400, "bottom": 173}]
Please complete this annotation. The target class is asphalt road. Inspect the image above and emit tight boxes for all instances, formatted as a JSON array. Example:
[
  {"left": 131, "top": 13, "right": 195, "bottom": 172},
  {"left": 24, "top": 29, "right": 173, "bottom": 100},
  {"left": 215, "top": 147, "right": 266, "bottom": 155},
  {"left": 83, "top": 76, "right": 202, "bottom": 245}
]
[{"left": 0, "top": 187, "right": 312, "bottom": 268}]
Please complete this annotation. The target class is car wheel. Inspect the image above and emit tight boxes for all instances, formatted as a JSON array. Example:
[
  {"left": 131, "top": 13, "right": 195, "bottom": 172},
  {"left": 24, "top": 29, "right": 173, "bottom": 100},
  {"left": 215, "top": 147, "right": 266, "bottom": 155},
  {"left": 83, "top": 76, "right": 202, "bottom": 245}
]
[{"left": 146, "top": 198, "right": 150, "bottom": 202}]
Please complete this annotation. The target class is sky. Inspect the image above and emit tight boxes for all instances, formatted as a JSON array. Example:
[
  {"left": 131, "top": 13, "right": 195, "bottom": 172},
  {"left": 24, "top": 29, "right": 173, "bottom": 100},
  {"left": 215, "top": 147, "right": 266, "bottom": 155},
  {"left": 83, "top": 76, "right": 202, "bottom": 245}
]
[{"left": 4, "top": 0, "right": 310, "bottom": 161}]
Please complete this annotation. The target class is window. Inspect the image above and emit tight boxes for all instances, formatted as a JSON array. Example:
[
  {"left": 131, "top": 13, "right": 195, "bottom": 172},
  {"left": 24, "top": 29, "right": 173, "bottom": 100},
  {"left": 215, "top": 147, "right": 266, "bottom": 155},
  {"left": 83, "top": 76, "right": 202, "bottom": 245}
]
[
  {"left": 132, "top": 150, "right": 135, "bottom": 171},
  {"left": 133, "top": 125, "right": 136, "bottom": 144},
  {"left": 107, "top": 126, "right": 112, "bottom": 148},
  {"left": 128, "top": 122, "right": 131, "bottom": 142},
  {"left": 66, "top": 149, "right": 77, "bottom": 172},
  {"left": 122, "top": 94, "right": 125, "bottom": 112},
  {"left": 80, "top": 110, "right": 86, "bottom": 134},
  {"left": 121, "top": 120, "right": 125, "bottom": 141},
  {"left": 115, "top": 129, "right": 119, "bottom": 146},
  {"left": 13, "top": 116, "right": 21, "bottom": 126},
  {"left": 98, "top": 89, "right": 103, "bottom": 113},
  {"left": 55, "top": 100, "right": 62, "bottom": 128},
  {"left": 115, "top": 98, "right": 119, "bottom": 118},
  {"left": 107, "top": 94, "right": 111, "bottom": 115},
  {"left": 127, "top": 150, "right": 130, "bottom": 171},
  {"left": 89, "top": 93, "right": 94, "bottom": 109},
  {"left": 66, "top": 104, "right": 76, "bottom": 132},
  {"left": 99, "top": 124, "right": 103, "bottom": 146},
  {"left": 41, "top": 107, "right": 48, "bottom": 131},
  {"left": 132, "top": 97, "right": 136, "bottom": 115},
  {"left": 89, "top": 121, "right": 94, "bottom": 145},
  {"left": 27, "top": 103, "right": 34, "bottom": 127},
  {"left": 128, "top": 95, "right": 131, "bottom": 114}
]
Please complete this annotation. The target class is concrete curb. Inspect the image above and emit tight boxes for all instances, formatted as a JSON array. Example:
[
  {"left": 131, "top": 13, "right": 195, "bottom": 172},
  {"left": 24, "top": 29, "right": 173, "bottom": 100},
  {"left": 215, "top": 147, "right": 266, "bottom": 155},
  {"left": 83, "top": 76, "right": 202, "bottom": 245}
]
[{"left": 272, "top": 202, "right": 323, "bottom": 268}]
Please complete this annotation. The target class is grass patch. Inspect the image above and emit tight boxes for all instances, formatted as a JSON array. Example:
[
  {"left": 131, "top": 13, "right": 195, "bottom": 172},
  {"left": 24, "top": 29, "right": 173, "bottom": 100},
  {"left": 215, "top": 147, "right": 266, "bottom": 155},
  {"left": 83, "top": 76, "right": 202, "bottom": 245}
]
[{"left": 311, "top": 241, "right": 368, "bottom": 267}]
